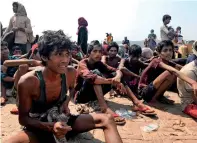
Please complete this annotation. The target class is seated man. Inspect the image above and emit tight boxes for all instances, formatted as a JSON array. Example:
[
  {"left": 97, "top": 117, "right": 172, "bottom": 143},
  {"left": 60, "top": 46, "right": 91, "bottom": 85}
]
[
  {"left": 6, "top": 30, "right": 123, "bottom": 143},
  {"left": 1, "top": 41, "right": 18, "bottom": 105},
  {"left": 102, "top": 42, "right": 123, "bottom": 69},
  {"left": 75, "top": 40, "right": 155, "bottom": 121},
  {"left": 138, "top": 40, "right": 197, "bottom": 105},
  {"left": 121, "top": 44, "right": 148, "bottom": 98},
  {"left": 177, "top": 59, "right": 197, "bottom": 119}
]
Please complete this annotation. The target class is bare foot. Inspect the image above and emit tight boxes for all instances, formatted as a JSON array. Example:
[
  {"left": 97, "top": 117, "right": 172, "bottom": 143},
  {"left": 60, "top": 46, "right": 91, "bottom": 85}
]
[
  {"left": 102, "top": 108, "right": 126, "bottom": 125},
  {"left": 10, "top": 106, "right": 19, "bottom": 115}
]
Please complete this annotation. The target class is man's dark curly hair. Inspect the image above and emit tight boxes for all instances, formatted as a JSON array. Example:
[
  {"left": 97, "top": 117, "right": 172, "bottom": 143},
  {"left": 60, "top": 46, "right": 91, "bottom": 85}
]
[
  {"left": 87, "top": 40, "right": 102, "bottom": 54},
  {"left": 156, "top": 40, "right": 174, "bottom": 53},
  {"left": 128, "top": 44, "right": 142, "bottom": 58},
  {"left": 107, "top": 42, "right": 119, "bottom": 51},
  {"left": 38, "top": 30, "right": 72, "bottom": 66}
]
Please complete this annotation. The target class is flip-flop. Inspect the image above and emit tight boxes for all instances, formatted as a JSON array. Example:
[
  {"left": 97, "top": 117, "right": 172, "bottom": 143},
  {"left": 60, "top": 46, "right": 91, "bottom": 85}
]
[
  {"left": 10, "top": 107, "right": 19, "bottom": 115},
  {"left": 132, "top": 106, "right": 156, "bottom": 116},
  {"left": 183, "top": 104, "right": 197, "bottom": 119},
  {"left": 112, "top": 113, "right": 126, "bottom": 125}
]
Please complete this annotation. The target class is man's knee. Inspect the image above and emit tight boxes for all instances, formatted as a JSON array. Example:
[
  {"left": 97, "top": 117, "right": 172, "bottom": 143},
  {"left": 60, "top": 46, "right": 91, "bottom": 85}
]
[{"left": 165, "top": 71, "right": 176, "bottom": 81}]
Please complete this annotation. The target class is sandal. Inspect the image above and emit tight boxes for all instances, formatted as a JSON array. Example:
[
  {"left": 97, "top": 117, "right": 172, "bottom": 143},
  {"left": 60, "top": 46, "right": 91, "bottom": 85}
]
[
  {"left": 183, "top": 104, "right": 197, "bottom": 119},
  {"left": 158, "top": 96, "right": 174, "bottom": 105},
  {"left": 113, "top": 114, "right": 126, "bottom": 125},
  {"left": 133, "top": 105, "right": 156, "bottom": 116}
]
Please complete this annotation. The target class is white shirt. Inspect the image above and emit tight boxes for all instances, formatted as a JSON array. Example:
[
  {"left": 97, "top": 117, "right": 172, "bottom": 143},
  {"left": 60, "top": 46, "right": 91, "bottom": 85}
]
[{"left": 177, "top": 61, "right": 197, "bottom": 110}]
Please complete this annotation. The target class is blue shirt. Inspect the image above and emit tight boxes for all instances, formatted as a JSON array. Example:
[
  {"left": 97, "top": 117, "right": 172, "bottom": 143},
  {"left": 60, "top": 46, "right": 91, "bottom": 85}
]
[
  {"left": 1, "top": 56, "right": 18, "bottom": 80},
  {"left": 186, "top": 54, "right": 197, "bottom": 64}
]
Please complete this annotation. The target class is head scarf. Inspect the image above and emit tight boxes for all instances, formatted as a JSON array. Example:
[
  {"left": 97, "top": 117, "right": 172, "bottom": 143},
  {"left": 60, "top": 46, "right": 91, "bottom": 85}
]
[
  {"left": 76, "top": 17, "right": 88, "bottom": 35},
  {"left": 14, "top": 2, "right": 27, "bottom": 16}
]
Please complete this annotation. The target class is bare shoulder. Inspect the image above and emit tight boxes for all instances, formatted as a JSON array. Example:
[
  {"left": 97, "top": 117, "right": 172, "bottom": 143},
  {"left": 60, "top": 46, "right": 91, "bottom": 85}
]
[
  {"left": 18, "top": 70, "right": 39, "bottom": 90},
  {"left": 67, "top": 66, "right": 77, "bottom": 74}
]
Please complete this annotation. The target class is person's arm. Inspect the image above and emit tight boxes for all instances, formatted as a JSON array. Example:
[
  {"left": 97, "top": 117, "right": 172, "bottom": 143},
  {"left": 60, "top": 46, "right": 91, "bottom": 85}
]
[
  {"left": 113, "top": 70, "right": 122, "bottom": 81},
  {"left": 138, "top": 60, "right": 156, "bottom": 88},
  {"left": 71, "top": 58, "right": 79, "bottom": 64},
  {"left": 161, "top": 26, "right": 170, "bottom": 36},
  {"left": 159, "top": 62, "right": 196, "bottom": 85},
  {"left": 18, "top": 76, "right": 55, "bottom": 132},
  {"left": 118, "top": 58, "right": 125, "bottom": 69},
  {"left": 101, "top": 55, "right": 107, "bottom": 64},
  {"left": 2, "top": 76, "right": 15, "bottom": 82},
  {"left": 3, "top": 59, "right": 42, "bottom": 67},
  {"left": 120, "top": 67, "right": 140, "bottom": 78},
  {"left": 78, "top": 61, "right": 113, "bottom": 85},
  {"left": 18, "top": 18, "right": 32, "bottom": 34}
]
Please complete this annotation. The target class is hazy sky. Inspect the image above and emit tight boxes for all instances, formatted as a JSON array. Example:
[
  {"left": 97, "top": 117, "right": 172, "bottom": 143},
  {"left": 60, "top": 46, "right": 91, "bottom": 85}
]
[{"left": 1, "top": 0, "right": 197, "bottom": 42}]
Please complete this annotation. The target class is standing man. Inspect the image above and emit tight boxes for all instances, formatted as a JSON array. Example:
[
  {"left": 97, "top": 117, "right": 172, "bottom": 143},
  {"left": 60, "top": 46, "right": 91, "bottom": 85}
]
[
  {"left": 160, "top": 14, "right": 174, "bottom": 41},
  {"left": 77, "top": 17, "right": 88, "bottom": 55},
  {"left": 148, "top": 29, "right": 156, "bottom": 40},
  {"left": 4, "top": 2, "right": 33, "bottom": 54},
  {"left": 148, "top": 29, "right": 157, "bottom": 51},
  {"left": 122, "top": 36, "right": 130, "bottom": 46}
]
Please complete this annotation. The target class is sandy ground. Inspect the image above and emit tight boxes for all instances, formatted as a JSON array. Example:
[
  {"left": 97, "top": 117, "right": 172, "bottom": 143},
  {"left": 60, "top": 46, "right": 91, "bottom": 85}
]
[{"left": 1, "top": 91, "right": 197, "bottom": 143}]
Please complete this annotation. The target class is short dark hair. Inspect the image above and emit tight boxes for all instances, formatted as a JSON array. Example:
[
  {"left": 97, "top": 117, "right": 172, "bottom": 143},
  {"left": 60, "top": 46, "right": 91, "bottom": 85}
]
[
  {"left": 162, "top": 14, "right": 171, "bottom": 22},
  {"left": 176, "top": 26, "right": 181, "bottom": 30},
  {"left": 128, "top": 44, "right": 142, "bottom": 58},
  {"left": 156, "top": 40, "right": 174, "bottom": 53},
  {"left": 87, "top": 40, "right": 101, "bottom": 54},
  {"left": 38, "top": 30, "right": 72, "bottom": 66},
  {"left": 1, "top": 40, "right": 8, "bottom": 47},
  {"left": 13, "top": 45, "right": 21, "bottom": 51},
  {"left": 107, "top": 42, "right": 119, "bottom": 51}
]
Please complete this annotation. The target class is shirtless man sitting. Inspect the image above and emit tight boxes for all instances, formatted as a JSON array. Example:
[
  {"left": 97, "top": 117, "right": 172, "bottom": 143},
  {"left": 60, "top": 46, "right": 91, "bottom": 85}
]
[{"left": 6, "top": 30, "right": 123, "bottom": 143}]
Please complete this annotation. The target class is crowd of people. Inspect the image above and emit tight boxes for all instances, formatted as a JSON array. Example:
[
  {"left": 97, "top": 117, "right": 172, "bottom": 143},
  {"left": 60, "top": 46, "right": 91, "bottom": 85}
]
[{"left": 1, "top": 2, "right": 197, "bottom": 143}]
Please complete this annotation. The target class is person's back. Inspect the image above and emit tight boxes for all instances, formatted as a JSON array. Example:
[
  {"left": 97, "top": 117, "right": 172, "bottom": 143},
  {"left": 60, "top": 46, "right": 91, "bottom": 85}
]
[{"left": 177, "top": 60, "right": 197, "bottom": 114}]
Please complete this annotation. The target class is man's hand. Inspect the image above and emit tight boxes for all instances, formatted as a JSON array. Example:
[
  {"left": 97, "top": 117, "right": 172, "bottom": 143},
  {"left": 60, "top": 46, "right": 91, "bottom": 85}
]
[
  {"left": 111, "top": 78, "right": 127, "bottom": 95},
  {"left": 53, "top": 122, "right": 72, "bottom": 138},
  {"left": 62, "top": 105, "right": 70, "bottom": 116},
  {"left": 112, "top": 76, "right": 121, "bottom": 83}
]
